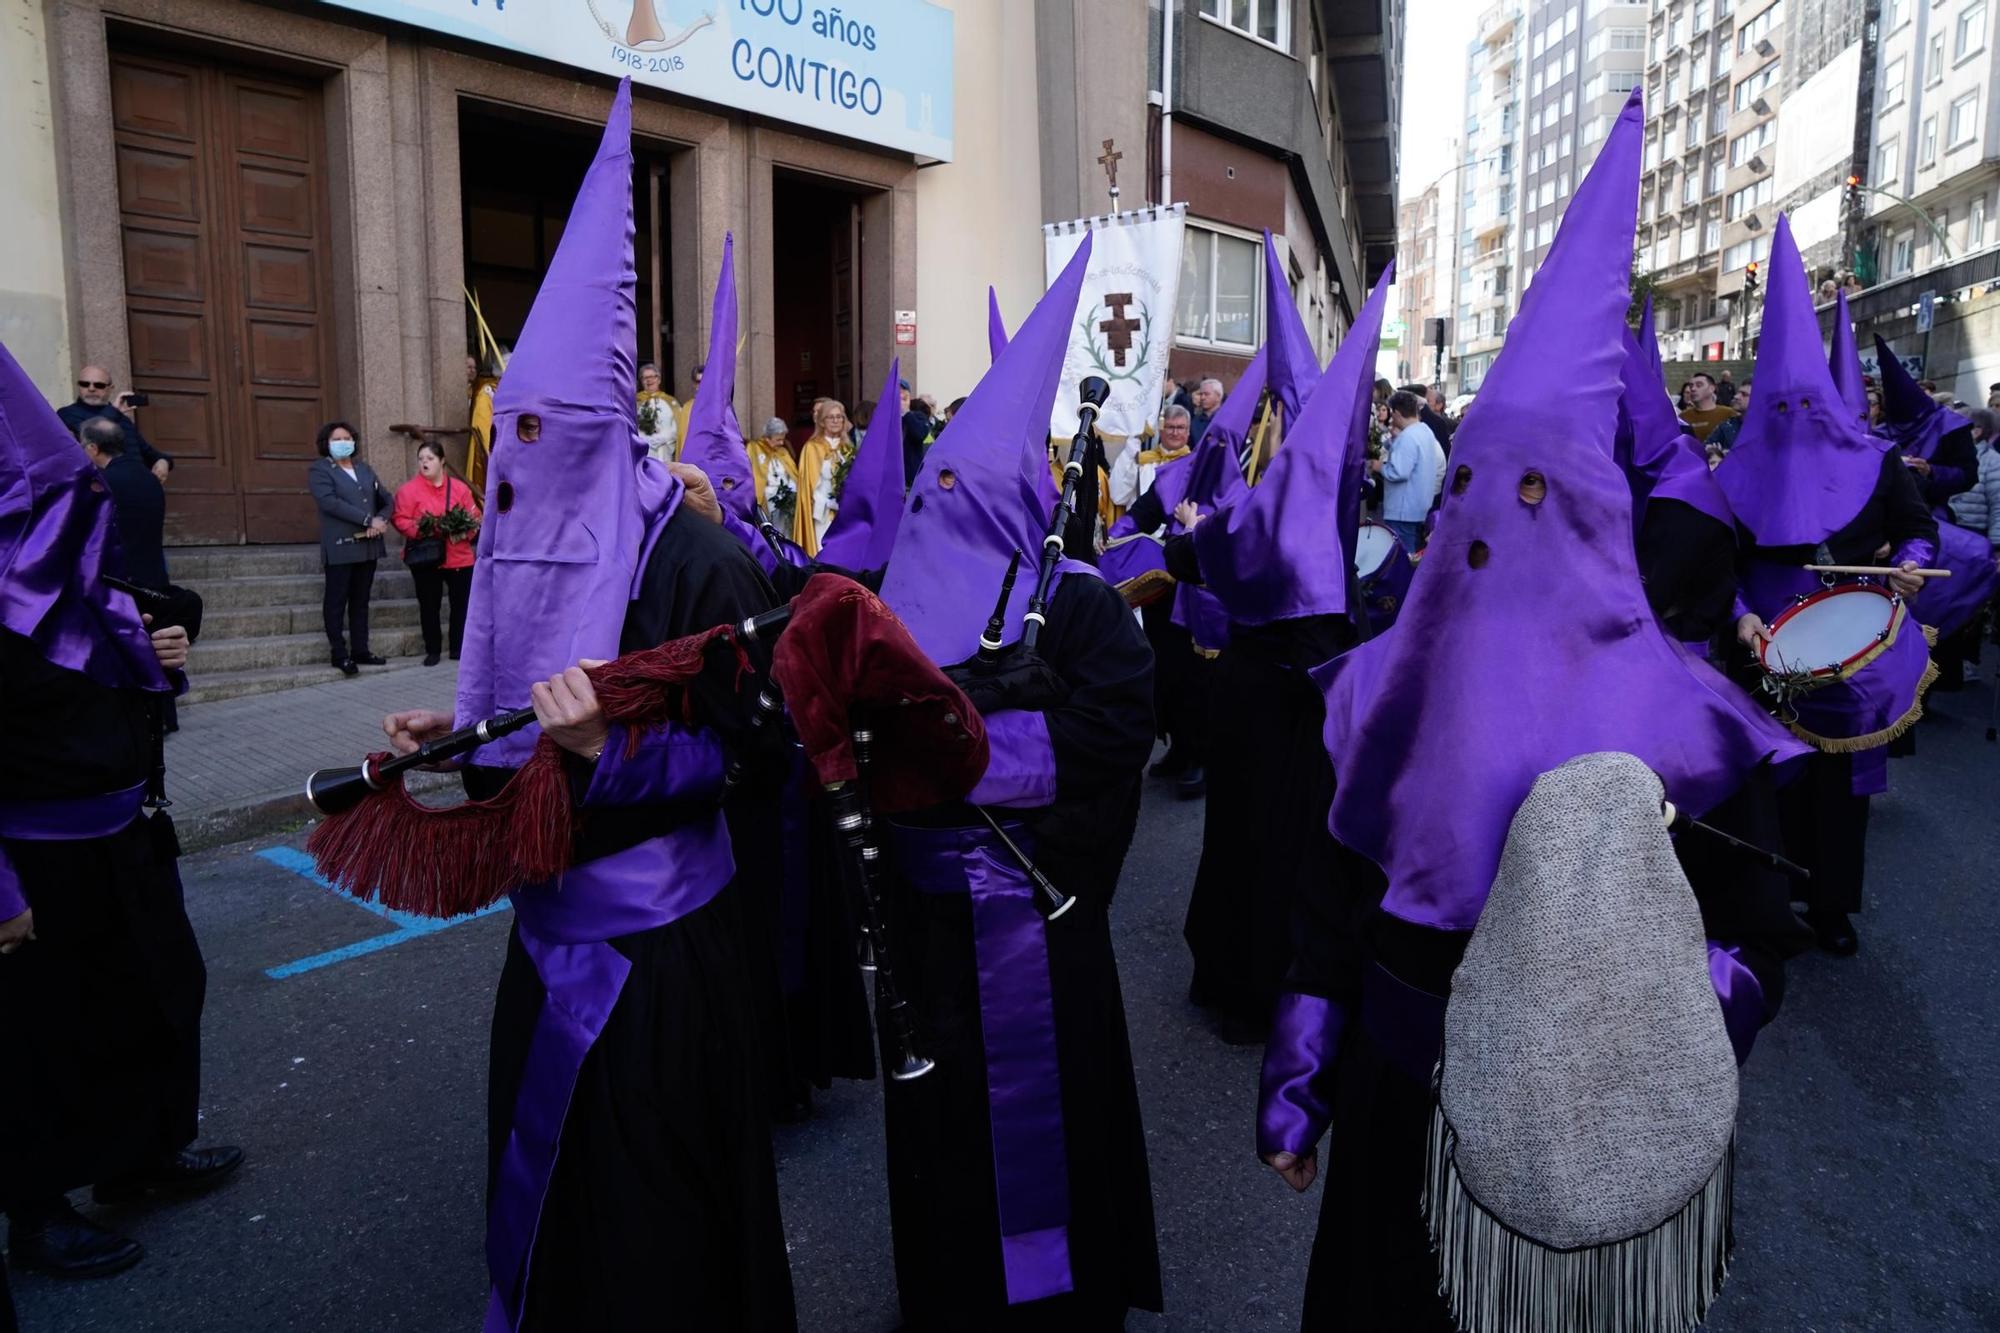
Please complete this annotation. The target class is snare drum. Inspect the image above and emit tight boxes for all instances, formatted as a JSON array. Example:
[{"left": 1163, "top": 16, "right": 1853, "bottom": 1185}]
[
  {"left": 1757, "top": 583, "right": 1907, "bottom": 685},
  {"left": 1352, "top": 522, "right": 1401, "bottom": 579}
]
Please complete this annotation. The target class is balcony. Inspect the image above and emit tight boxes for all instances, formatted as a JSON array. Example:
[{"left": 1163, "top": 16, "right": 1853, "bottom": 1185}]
[{"left": 1478, "top": 4, "right": 1519, "bottom": 47}]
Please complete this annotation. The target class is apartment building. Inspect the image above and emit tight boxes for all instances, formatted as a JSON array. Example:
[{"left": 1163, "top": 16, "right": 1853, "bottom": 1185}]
[
  {"left": 1862, "top": 0, "right": 2000, "bottom": 287},
  {"left": 1395, "top": 184, "right": 1447, "bottom": 382},
  {"left": 1449, "top": 0, "right": 1646, "bottom": 394},
  {"left": 1452, "top": 2, "right": 1524, "bottom": 393}
]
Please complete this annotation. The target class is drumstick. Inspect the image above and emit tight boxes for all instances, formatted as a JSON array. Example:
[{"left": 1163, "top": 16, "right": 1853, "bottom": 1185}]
[{"left": 1802, "top": 564, "right": 1951, "bottom": 579}]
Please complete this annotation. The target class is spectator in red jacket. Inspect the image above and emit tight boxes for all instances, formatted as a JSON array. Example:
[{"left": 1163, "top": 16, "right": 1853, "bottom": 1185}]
[{"left": 391, "top": 441, "right": 481, "bottom": 666}]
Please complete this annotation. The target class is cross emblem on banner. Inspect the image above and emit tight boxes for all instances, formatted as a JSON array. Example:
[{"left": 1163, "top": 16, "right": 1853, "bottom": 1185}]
[
  {"left": 1098, "top": 292, "right": 1140, "bottom": 367},
  {"left": 1098, "top": 139, "right": 1122, "bottom": 204}
]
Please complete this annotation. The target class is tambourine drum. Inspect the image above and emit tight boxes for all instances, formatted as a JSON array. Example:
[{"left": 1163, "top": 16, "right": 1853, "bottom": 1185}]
[
  {"left": 1757, "top": 583, "right": 1906, "bottom": 685},
  {"left": 1353, "top": 521, "right": 1401, "bottom": 579}
]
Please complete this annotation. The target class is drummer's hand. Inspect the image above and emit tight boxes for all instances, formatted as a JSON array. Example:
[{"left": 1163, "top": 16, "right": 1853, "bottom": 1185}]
[
  {"left": 0, "top": 908, "right": 33, "bottom": 956},
  {"left": 1263, "top": 1149, "right": 1318, "bottom": 1193},
  {"left": 1873, "top": 541, "right": 1893, "bottom": 561},
  {"left": 384, "top": 709, "right": 453, "bottom": 756},
  {"left": 1904, "top": 455, "right": 1932, "bottom": 477},
  {"left": 143, "top": 616, "right": 189, "bottom": 672},
  {"left": 1735, "top": 613, "right": 1771, "bottom": 649},
  {"left": 1173, "top": 499, "right": 1204, "bottom": 529},
  {"left": 667, "top": 462, "right": 723, "bottom": 524},
  {"left": 1887, "top": 560, "right": 1924, "bottom": 597},
  {"left": 533, "top": 663, "right": 610, "bottom": 759}
]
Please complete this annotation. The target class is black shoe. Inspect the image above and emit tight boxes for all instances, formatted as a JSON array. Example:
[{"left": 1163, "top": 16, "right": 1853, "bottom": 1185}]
[
  {"left": 1177, "top": 765, "right": 1207, "bottom": 799},
  {"left": 93, "top": 1146, "right": 245, "bottom": 1206},
  {"left": 8, "top": 1201, "right": 144, "bottom": 1279},
  {"left": 353, "top": 654, "right": 388, "bottom": 667},
  {"left": 336, "top": 658, "right": 359, "bottom": 677},
  {"left": 423, "top": 652, "right": 442, "bottom": 667},
  {"left": 1150, "top": 748, "right": 1189, "bottom": 778},
  {"left": 1807, "top": 911, "right": 1859, "bottom": 957},
  {"left": 449, "top": 650, "right": 462, "bottom": 661}
]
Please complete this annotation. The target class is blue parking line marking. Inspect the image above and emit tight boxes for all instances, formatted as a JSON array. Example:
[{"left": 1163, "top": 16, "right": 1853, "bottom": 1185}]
[{"left": 258, "top": 846, "right": 506, "bottom": 979}]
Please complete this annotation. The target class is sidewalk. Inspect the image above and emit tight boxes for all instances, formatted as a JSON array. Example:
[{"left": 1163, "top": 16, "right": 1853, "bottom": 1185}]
[{"left": 168, "top": 661, "right": 462, "bottom": 850}]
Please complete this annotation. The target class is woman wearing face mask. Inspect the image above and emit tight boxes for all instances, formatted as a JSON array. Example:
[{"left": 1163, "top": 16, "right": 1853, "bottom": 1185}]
[
  {"left": 392, "top": 440, "right": 483, "bottom": 666},
  {"left": 307, "top": 421, "right": 395, "bottom": 676}
]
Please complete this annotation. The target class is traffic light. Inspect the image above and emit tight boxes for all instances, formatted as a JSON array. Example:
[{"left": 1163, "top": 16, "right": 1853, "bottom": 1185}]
[
  {"left": 1744, "top": 260, "right": 1760, "bottom": 293},
  {"left": 1845, "top": 173, "right": 1863, "bottom": 203}
]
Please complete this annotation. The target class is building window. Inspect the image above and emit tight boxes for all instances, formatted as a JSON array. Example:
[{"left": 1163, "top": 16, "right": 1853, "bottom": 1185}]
[
  {"left": 1722, "top": 235, "right": 1772, "bottom": 272},
  {"left": 1728, "top": 120, "right": 1776, "bottom": 164},
  {"left": 1733, "top": 60, "right": 1781, "bottom": 110},
  {"left": 1710, "top": 95, "right": 1729, "bottom": 134},
  {"left": 1704, "top": 217, "right": 1722, "bottom": 250},
  {"left": 1176, "top": 223, "right": 1262, "bottom": 350},
  {"left": 1882, "top": 56, "right": 1907, "bottom": 107},
  {"left": 1199, "top": 0, "right": 1289, "bottom": 52},
  {"left": 1706, "top": 154, "right": 1726, "bottom": 193},
  {"left": 1973, "top": 193, "right": 1988, "bottom": 247},
  {"left": 1736, "top": 2, "right": 1784, "bottom": 51},
  {"left": 1958, "top": 0, "right": 1987, "bottom": 58},
  {"left": 1949, "top": 88, "right": 1981, "bottom": 146},
  {"left": 1725, "top": 176, "right": 1775, "bottom": 219},
  {"left": 1876, "top": 136, "right": 1901, "bottom": 182},
  {"left": 1921, "top": 115, "right": 1939, "bottom": 165},
  {"left": 1885, "top": 0, "right": 1905, "bottom": 29},
  {"left": 1928, "top": 33, "right": 1946, "bottom": 83},
  {"left": 1890, "top": 229, "right": 1915, "bottom": 276}
]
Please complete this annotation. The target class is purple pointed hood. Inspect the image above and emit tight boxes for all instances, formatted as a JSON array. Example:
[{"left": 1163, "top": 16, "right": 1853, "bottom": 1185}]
[
  {"left": 1263, "top": 231, "right": 1322, "bottom": 422},
  {"left": 455, "top": 80, "right": 681, "bottom": 766},
  {"left": 1714, "top": 216, "right": 1890, "bottom": 547},
  {"left": 1191, "top": 268, "right": 1391, "bottom": 626},
  {"left": 1874, "top": 331, "right": 1971, "bottom": 460},
  {"left": 880, "top": 235, "right": 1094, "bottom": 666},
  {"left": 988, "top": 286, "right": 1009, "bottom": 363},
  {"left": 817, "top": 355, "right": 904, "bottom": 571},
  {"left": 1637, "top": 293, "right": 1665, "bottom": 382},
  {"left": 678, "top": 232, "right": 756, "bottom": 521},
  {"left": 1312, "top": 87, "right": 1807, "bottom": 932},
  {"left": 1828, "top": 288, "right": 1868, "bottom": 420},
  {"left": 0, "top": 338, "right": 167, "bottom": 693},
  {"left": 1614, "top": 328, "right": 1734, "bottom": 528}
]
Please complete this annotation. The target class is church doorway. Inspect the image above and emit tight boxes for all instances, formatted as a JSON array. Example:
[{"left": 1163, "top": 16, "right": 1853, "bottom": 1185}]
[
  {"left": 770, "top": 171, "right": 868, "bottom": 446},
  {"left": 458, "top": 102, "right": 676, "bottom": 391}
]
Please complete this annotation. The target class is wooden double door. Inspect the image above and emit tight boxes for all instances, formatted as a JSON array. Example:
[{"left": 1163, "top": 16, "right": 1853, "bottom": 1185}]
[{"left": 110, "top": 49, "right": 338, "bottom": 544}]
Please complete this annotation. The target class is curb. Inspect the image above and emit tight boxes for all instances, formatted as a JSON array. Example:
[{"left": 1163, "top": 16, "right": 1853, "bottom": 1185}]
[{"left": 175, "top": 770, "right": 462, "bottom": 854}]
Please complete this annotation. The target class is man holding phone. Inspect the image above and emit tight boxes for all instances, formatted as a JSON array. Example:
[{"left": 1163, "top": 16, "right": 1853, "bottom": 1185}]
[{"left": 57, "top": 364, "right": 173, "bottom": 483}]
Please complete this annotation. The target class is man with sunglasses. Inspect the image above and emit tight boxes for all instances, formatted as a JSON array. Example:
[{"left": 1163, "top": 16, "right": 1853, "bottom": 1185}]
[{"left": 57, "top": 365, "right": 173, "bottom": 483}]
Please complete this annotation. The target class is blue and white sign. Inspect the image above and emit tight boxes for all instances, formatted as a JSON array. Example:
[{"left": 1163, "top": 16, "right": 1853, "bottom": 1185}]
[{"left": 321, "top": 0, "right": 955, "bottom": 160}]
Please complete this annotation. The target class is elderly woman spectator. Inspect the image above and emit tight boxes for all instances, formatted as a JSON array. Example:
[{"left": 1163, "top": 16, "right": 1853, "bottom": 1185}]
[
  {"left": 748, "top": 402, "right": 852, "bottom": 557},
  {"left": 392, "top": 440, "right": 482, "bottom": 666},
  {"left": 307, "top": 421, "right": 394, "bottom": 676},
  {"left": 636, "top": 361, "right": 680, "bottom": 462}
]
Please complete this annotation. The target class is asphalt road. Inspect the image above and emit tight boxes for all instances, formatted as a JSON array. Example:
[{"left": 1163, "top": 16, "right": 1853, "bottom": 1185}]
[{"left": 11, "top": 682, "right": 1999, "bottom": 1332}]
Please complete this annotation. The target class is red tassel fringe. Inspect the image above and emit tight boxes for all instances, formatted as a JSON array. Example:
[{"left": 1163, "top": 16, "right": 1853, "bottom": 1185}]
[{"left": 303, "top": 625, "right": 747, "bottom": 917}]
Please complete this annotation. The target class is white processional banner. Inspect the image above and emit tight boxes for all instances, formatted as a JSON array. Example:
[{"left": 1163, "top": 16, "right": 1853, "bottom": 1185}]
[{"left": 1043, "top": 205, "right": 1186, "bottom": 442}]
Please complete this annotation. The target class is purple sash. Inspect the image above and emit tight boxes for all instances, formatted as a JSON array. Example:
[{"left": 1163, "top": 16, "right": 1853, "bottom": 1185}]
[
  {"left": 0, "top": 783, "right": 146, "bottom": 840},
  {"left": 484, "top": 815, "right": 734, "bottom": 1332},
  {"left": 891, "top": 821, "right": 1074, "bottom": 1305}
]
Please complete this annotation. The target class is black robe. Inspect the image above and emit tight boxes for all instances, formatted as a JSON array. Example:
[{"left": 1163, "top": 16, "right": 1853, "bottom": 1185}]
[
  {"left": 881, "top": 572, "right": 1162, "bottom": 1329},
  {"left": 1168, "top": 526, "right": 1356, "bottom": 1024},
  {"left": 1125, "top": 487, "right": 1212, "bottom": 766},
  {"left": 478, "top": 507, "right": 796, "bottom": 1331},
  {"left": 0, "top": 632, "right": 203, "bottom": 1209}
]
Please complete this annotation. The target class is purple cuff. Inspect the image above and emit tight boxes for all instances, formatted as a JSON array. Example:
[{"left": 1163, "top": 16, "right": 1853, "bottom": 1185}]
[
  {"left": 1707, "top": 940, "right": 1763, "bottom": 1067},
  {"left": 0, "top": 845, "right": 25, "bottom": 922},
  {"left": 582, "top": 724, "right": 726, "bottom": 809},
  {"left": 1257, "top": 992, "right": 1346, "bottom": 1159},
  {"left": 968, "top": 710, "right": 1057, "bottom": 809},
  {"left": 1892, "top": 538, "right": 1937, "bottom": 571},
  {"left": 1731, "top": 591, "right": 1753, "bottom": 626}
]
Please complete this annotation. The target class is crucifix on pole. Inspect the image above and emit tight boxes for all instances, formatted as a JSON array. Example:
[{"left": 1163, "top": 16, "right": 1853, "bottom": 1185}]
[{"left": 1098, "top": 138, "right": 1122, "bottom": 209}]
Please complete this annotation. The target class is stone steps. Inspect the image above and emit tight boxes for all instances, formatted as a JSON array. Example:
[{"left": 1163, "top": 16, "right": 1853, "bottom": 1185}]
[
  {"left": 179, "top": 656, "right": 435, "bottom": 707},
  {"left": 168, "top": 544, "right": 440, "bottom": 705}
]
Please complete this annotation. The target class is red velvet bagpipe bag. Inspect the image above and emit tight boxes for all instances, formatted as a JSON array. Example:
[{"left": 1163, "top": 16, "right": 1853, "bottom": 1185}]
[{"left": 306, "top": 573, "right": 986, "bottom": 917}]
